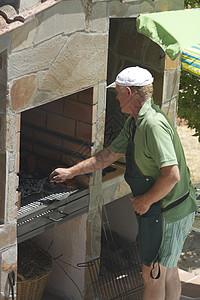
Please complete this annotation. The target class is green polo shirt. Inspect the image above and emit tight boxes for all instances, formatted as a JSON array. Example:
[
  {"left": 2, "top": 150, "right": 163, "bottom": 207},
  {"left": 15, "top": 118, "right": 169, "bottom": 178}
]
[{"left": 110, "top": 99, "right": 197, "bottom": 223}]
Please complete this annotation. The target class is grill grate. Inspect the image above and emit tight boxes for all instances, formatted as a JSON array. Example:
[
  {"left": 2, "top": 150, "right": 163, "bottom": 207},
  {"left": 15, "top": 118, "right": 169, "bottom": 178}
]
[
  {"left": 17, "top": 190, "right": 79, "bottom": 227},
  {"left": 17, "top": 209, "right": 53, "bottom": 227},
  {"left": 18, "top": 190, "right": 77, "bottom": 218},
  {"left": 17, "top": 188, "right": 89, "bottom": 242},
  {"left": 78, "top": 242, "right": 144, "bottom": 299},
  {"left": 17, "top": 201, "right": 44, "bottom": 217}
]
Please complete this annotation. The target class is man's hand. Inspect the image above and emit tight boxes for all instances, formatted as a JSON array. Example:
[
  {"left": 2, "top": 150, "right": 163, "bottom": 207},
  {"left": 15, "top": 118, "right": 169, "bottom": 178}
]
[
  {"left": 50, "top": 168, "right": 73, "bottom": 183},
  {"left": 130, "top": 195, "right": 151, "bottom": 215},
  {"left": 130, "top": 165, "right": 180, "bottom": 215}
]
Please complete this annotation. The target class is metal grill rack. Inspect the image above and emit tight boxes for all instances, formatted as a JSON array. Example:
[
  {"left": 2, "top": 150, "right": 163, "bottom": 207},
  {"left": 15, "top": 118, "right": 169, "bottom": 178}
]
[
  {"left": 78, "top": 242, "right": 144, "bottom": 299},
  {"left": 17, "top": 191, "right": 77, "bottom": 218},
  {"left": 17, "top": 188, "right": 89, "bottom": 243}
]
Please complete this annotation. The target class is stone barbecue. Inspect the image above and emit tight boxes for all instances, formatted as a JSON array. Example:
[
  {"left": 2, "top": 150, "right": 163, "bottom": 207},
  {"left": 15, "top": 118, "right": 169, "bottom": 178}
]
[{"left": 0, "top": 0, "right": 183, "bottom": 299}]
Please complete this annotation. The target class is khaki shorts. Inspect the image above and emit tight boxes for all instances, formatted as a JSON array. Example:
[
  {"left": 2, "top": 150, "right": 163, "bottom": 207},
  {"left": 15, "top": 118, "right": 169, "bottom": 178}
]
[{"left": 158, "top": 212, "right": 195, "bottom": 268}]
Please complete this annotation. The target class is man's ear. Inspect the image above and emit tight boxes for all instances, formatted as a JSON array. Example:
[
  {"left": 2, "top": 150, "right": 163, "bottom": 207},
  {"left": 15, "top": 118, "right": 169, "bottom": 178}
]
[{"left": 126, "top": 86, "right": 132, "bottom": 96}]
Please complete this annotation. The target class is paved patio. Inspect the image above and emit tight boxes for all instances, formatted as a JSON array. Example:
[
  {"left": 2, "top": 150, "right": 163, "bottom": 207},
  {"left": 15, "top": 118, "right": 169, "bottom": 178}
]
[
  {"left": 42, "top": 291, "right": 64, "bottom": 300},
  {"left": 41, "top": 269, "right": 200, "bottom": 299},
  {"left": 179, "top": 268, "right": 200, "bottom": 299}
]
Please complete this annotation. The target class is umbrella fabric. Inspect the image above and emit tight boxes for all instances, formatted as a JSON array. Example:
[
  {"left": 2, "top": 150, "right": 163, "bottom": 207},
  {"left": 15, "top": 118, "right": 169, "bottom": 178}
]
[
  {"left": 181, "top": 44, "right": 200, "bottom": 77},
  {"left": 137, "top": 9, "right": 200, "bottom": 60}
]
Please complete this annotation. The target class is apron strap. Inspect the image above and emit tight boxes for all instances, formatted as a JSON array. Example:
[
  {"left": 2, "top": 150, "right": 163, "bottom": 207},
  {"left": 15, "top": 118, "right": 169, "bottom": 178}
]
[
  {"left": 150, "top": 262, "right": 161, "bottom": 279},
  {"left": 161, "top": 192, "right": 189, "bottom": 213}
]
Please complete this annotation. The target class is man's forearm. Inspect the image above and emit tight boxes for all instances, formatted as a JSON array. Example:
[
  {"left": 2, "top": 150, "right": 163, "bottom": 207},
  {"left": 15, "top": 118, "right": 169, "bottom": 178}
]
[
  {"left": 50, "top": 147, "right": 123, "bottom": 182},
  {"left": 69, "top": 148, "right": 122, "bottom": 176}
]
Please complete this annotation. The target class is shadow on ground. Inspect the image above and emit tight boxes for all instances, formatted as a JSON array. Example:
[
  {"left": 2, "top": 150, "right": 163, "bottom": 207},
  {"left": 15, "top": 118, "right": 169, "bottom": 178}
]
[{"left": 178, "top": 230, "right": 200, "bottom": 275}]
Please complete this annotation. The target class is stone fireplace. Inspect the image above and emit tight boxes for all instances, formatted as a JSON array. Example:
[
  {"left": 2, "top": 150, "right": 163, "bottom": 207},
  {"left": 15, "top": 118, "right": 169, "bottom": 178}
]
[
  {"left": 17, "top": 89, "right": 94, "bottom": 243},
  {"left": 0, "top": 0, "right": 183, "bottom": 299},
  {"left": 19, "top": 88, "right": 94, "bottom": 186}
]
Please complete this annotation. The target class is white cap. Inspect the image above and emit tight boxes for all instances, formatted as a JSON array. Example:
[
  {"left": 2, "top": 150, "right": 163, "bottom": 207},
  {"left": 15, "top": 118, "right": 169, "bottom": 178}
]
[{"left": 107, "top": 66, "right": 154, "bottom": 88}]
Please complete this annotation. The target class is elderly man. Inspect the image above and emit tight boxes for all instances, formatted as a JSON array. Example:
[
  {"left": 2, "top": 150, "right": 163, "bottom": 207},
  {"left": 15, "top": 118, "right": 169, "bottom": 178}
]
[{"left": 50, "top": 66, "right": 197, "bottom": 300}]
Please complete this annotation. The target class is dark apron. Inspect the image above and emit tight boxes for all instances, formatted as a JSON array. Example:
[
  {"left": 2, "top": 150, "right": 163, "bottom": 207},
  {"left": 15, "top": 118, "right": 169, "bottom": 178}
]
[
  {"left": 124, "top": 124, "right": 162, "bottom": 273},
  {"left": 124, "top": 117, "right": 189, "bottom": 278}
]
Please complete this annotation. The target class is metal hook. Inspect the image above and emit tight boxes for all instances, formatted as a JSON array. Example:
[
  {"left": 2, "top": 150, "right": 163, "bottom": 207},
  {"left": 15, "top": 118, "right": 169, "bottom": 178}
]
[{"left": 8, "top": 270, "right": 15, "bottom": 300}]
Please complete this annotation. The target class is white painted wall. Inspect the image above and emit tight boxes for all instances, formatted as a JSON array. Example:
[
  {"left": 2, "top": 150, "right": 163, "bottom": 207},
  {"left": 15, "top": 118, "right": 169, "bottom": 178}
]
[
  {"left": 33, "top": 213, "right": 88, "bottom": 300},
  {"left": 103, "top": 194, "right": 138, "bottom": 244}
]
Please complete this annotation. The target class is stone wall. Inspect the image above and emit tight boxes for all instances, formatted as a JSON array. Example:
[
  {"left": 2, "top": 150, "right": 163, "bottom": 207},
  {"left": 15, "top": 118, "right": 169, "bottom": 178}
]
[
  {"left": 0, "top": 50, "right": 7, "bottom": 224},
  {"left": 8, "top": 1, "right": 108, "bottom": 112}
]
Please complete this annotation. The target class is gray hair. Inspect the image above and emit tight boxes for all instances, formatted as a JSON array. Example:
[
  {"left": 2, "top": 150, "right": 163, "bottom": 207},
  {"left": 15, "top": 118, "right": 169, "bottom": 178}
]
[{"left": 120, "top": 84, "right": 153, "bottom": 101}]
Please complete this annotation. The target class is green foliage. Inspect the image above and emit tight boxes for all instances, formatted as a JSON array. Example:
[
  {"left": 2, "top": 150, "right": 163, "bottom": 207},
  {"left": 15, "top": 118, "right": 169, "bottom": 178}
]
[
  {"left": 184, "top": 0, "right": 200, "bottom": 8},
  {"left": 178, "top": 71, "right": 200, "bottom": 141},
  {"left": 178, "top": 2, "right": 200, "bottom": 140}
]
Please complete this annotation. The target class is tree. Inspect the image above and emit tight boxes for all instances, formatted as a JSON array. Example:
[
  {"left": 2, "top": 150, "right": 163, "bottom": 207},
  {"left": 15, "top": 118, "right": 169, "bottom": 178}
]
[
  {"left": 184, "top": 0, "right": 200, "bottom": 8},
  {"left": 178, "top": 72, "right": 200, "bottom": 141},
  {"left": 177, "top": 0, "right": 200, "bottom": 140}
]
